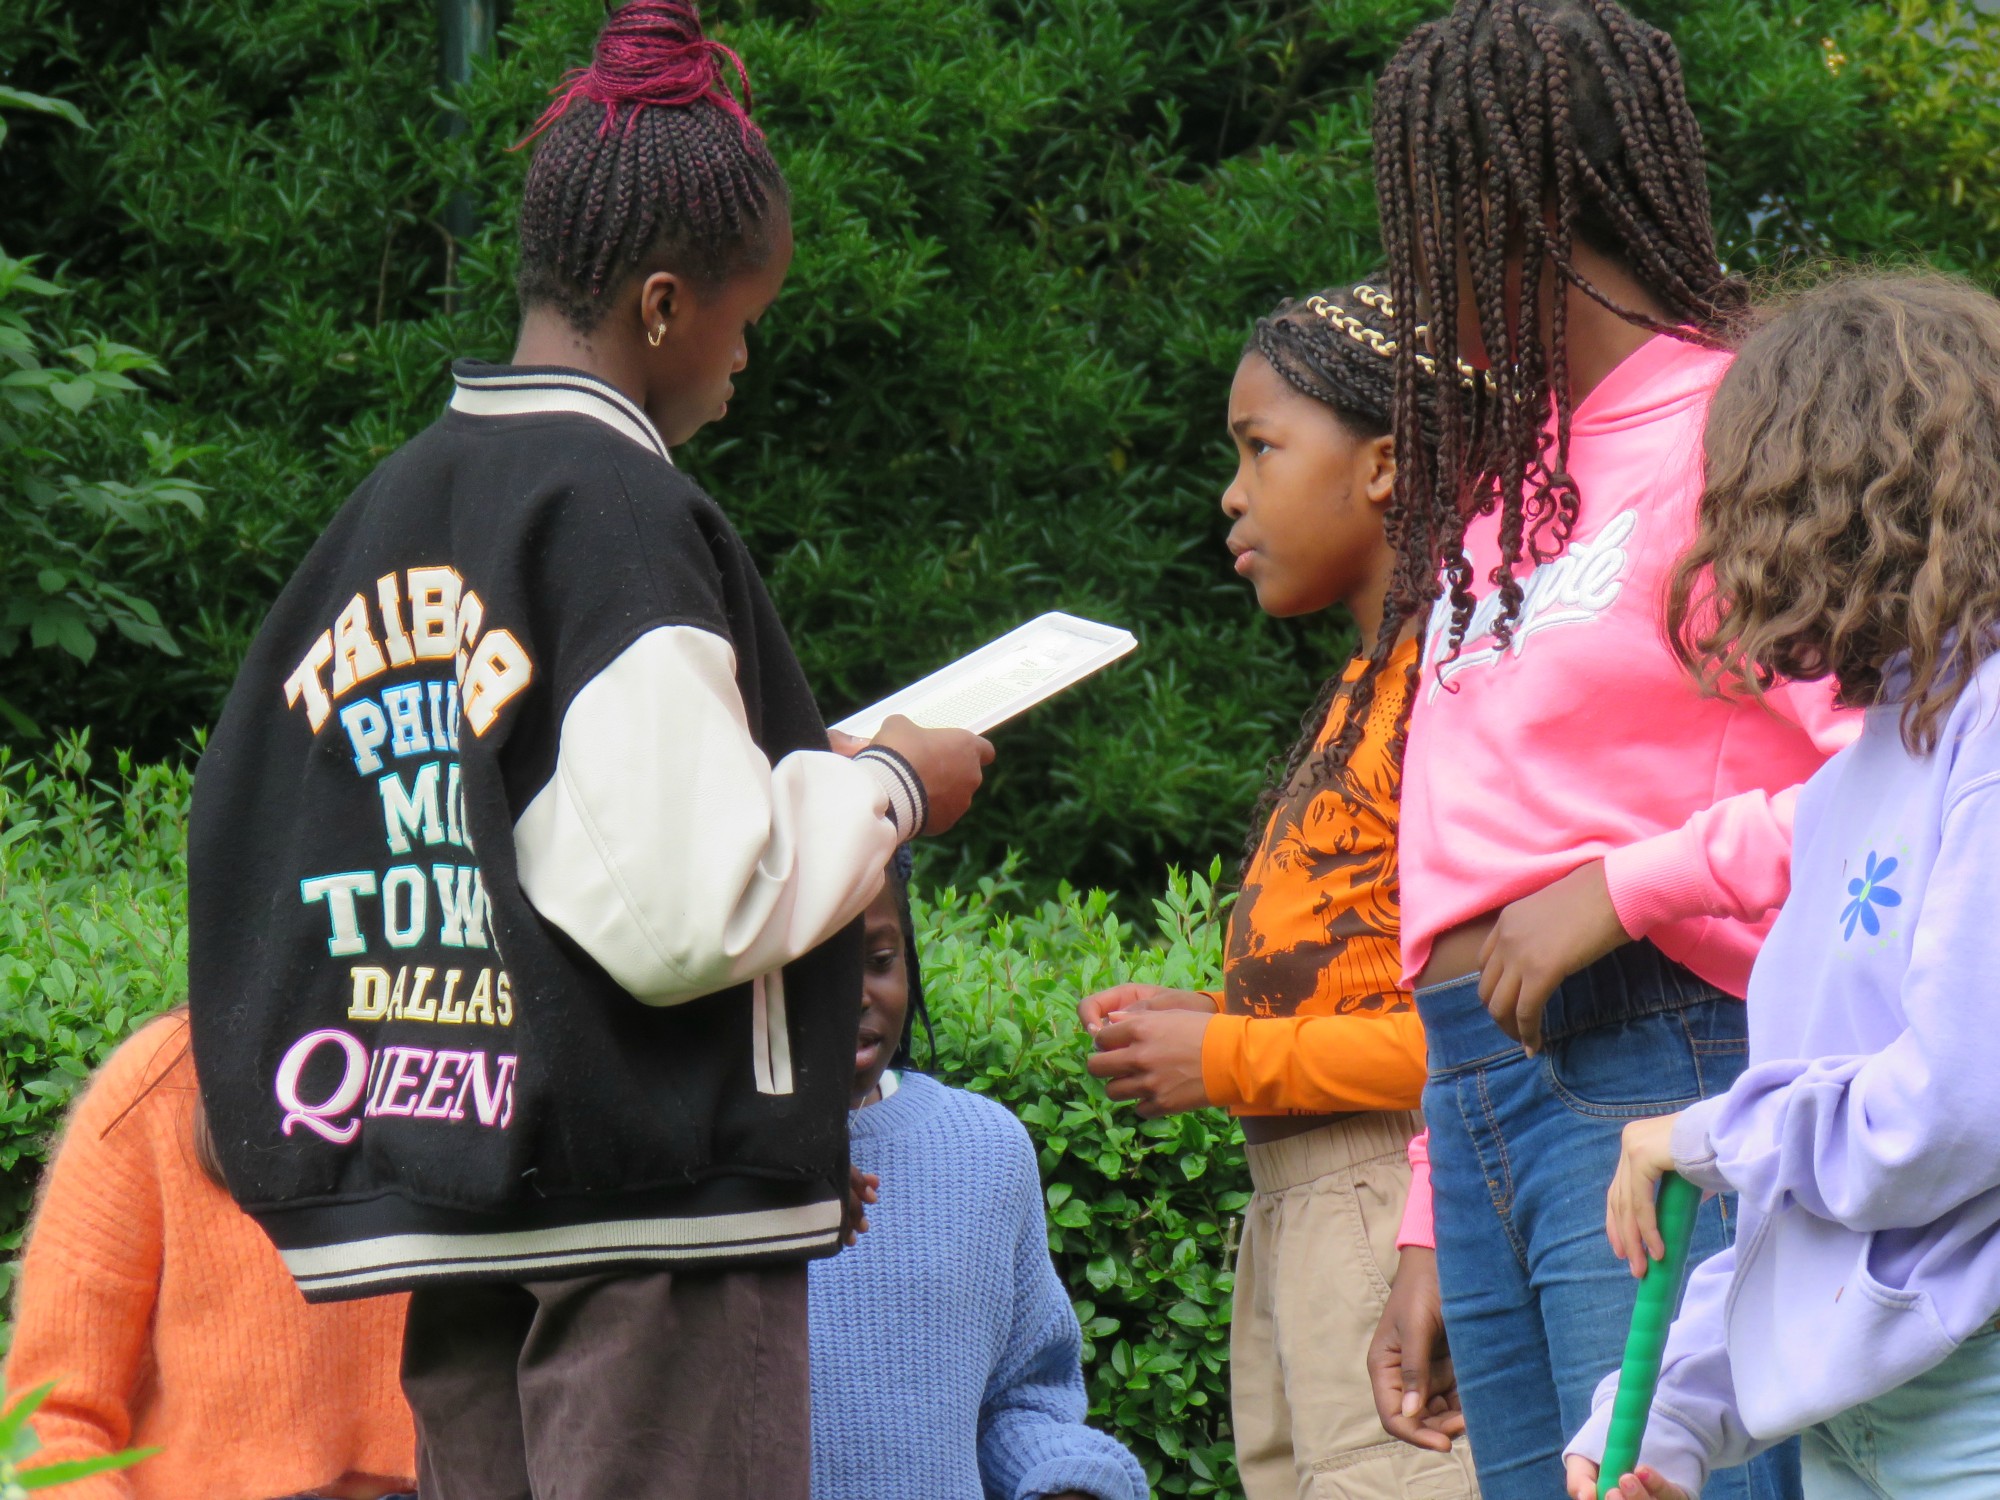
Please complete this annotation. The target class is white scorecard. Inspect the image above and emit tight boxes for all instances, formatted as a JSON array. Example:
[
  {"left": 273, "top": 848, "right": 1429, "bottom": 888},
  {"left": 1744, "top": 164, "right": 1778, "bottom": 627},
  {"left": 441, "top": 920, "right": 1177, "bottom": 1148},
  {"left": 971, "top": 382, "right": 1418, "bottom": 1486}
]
[{"left": 831, "top": 611, "right": 1138, "bottom": 739}]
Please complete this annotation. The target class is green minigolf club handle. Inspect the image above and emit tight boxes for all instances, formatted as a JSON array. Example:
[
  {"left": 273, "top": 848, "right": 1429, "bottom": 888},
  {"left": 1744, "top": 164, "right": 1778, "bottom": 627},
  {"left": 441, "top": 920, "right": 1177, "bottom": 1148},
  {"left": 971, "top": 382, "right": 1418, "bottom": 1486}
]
[{"left": 1597, "top": 1170, "right": 1701, "bottom": 1498}]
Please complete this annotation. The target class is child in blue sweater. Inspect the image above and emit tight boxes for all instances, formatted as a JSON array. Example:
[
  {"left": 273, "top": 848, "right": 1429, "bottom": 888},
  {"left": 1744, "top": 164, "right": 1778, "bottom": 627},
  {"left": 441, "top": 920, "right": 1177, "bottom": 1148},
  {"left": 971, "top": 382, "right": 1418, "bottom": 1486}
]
[{"left": 808, "top": 854, "right": 1148, "bottom": 1500}]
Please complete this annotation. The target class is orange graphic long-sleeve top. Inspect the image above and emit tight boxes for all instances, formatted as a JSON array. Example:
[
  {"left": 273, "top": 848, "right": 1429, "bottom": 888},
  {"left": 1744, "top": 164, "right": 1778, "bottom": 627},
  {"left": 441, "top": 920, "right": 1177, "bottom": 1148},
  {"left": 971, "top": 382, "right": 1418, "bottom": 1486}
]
[{"left": 1199, "top": 637, "right": 1427, "bottom": 1115}]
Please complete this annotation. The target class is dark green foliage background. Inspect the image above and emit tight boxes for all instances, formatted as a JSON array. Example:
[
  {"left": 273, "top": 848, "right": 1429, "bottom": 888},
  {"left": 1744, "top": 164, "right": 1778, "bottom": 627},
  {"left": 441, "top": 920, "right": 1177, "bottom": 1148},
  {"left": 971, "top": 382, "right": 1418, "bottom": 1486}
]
[{"left": 1, "top": 0, "right": 1991, "bottom": 892}]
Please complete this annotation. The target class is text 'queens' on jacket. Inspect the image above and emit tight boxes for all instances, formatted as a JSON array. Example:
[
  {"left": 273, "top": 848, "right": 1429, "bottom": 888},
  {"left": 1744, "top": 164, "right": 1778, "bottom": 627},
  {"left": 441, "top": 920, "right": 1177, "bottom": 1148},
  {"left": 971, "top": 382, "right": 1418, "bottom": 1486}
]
[{"left": 189, "top": 363, "right": 923, "bottom": 1299}]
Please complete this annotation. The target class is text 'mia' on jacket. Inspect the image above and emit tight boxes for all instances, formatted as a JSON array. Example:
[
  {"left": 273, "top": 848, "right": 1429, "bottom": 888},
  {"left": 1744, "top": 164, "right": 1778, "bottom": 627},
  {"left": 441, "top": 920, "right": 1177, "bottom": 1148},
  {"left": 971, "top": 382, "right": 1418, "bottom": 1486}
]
[{"left": 189, "top": 363, "right": 924, "bottom": 1300}]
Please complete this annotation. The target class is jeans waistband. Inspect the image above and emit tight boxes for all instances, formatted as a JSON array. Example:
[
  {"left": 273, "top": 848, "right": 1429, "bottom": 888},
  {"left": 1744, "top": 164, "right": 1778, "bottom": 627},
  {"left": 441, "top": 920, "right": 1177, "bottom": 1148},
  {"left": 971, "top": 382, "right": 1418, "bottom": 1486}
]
[
  {"left": 1415, "top": 941, "right": 1727, "bottom": 1074},
  {"left": 1242, "top": 1110, "right": 1424, "bottom": 1195}
]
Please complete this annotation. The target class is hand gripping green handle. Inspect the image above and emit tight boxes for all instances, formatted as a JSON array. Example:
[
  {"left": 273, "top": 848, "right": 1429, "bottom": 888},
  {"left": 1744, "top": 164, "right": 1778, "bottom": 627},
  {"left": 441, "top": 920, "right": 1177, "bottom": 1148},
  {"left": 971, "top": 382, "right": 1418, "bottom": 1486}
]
[{"left": 1597, "top": 1171, "right": 1701, "bottom": 1498}]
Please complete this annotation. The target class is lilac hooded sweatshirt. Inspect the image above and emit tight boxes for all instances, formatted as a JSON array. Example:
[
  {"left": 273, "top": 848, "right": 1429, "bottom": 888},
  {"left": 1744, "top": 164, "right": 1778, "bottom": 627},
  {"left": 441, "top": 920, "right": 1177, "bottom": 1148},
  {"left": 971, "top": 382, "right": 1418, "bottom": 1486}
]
[{"left": 1566, "top": 653, "right": 2000, "bottom": 1494}]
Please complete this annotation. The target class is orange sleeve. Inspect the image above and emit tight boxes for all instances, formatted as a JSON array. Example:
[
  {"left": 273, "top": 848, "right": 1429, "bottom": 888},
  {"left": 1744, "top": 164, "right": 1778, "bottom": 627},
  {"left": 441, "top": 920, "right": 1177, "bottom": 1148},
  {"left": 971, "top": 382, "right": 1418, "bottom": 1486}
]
[
  {"left": 5, "top": 1027, "right": 177, "bottom": 1500},
  {"left": 1200, "top": 1005, "right": 1428, "bottom": 1115}
]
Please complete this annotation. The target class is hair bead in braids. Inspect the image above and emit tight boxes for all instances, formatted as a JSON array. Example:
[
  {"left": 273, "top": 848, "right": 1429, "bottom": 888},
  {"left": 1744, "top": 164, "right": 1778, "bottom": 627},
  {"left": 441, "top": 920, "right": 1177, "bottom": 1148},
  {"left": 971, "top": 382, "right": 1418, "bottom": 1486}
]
[
  {"left": 1335, "top": 0, "right": 1751, "bottom": 773},
  {"left": 515, "top": 1, "right": 787, "bottom": 330}
]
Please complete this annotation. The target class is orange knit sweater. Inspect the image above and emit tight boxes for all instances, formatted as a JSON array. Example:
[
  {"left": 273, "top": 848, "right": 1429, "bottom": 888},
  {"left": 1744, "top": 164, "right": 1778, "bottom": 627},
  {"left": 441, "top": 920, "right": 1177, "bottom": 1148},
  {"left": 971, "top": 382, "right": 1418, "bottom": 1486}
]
[{"left": 5, "top": 1015, "right": 415, "bottom": 1500}]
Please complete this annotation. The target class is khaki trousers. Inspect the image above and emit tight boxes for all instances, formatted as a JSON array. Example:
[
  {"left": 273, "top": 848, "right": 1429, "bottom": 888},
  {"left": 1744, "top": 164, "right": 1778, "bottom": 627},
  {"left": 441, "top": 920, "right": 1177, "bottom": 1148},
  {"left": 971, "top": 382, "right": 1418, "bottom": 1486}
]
[{"left": 1232, "top": 1111, "right": 1479, "bottom": 1500}]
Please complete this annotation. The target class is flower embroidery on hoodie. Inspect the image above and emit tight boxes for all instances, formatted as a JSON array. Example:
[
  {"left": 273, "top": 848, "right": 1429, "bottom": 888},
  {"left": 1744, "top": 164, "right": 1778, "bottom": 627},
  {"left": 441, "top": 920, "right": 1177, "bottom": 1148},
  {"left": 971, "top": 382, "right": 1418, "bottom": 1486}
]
[{"left": 1840, "top": 851, "right": 1902, "bottom": 940}]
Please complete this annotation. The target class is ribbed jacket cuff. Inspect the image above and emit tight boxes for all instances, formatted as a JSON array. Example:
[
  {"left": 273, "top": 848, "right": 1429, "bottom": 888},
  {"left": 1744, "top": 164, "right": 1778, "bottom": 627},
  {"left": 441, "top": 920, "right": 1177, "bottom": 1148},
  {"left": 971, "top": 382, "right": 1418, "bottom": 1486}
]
[
  {"left": 1603, "top": 827, "right": 1708, "bottom": 938},
  {"left": 1565, "top": 1385, "right": 1617, "bottom": 1470},
  {"left": 855, "top": 746, "right": 927, "bottom": 843},
  {"left": 1671, "top": 1097, "right": 1732, "bottom": 1194}
]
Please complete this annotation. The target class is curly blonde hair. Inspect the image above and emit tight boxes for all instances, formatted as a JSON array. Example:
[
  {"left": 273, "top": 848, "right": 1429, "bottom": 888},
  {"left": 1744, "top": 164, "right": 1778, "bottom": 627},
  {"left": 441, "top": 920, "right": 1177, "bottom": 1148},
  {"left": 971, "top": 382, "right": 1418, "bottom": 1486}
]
[{"left": 1668, "top": 274, "right": 2000, "bottom": 753}]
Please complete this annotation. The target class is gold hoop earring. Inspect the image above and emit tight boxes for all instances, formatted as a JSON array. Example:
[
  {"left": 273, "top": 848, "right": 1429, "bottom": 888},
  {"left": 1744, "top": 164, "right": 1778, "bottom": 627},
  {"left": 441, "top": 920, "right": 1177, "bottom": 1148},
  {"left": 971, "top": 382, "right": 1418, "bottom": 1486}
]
[{"left": 647, "top": 323, "right": 666, "bottom": 348}]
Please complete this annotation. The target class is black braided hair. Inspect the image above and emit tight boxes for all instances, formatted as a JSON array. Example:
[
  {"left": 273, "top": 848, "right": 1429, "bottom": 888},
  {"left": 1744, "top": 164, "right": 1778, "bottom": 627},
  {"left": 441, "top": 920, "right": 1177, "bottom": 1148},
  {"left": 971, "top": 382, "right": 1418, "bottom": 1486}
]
[
  {"left": 1237, "top": 280, "right": 1438, "bottom": 868},
  {"left": 885, "top": 845, "right": 932, "bottom": 1071},
  {"left": 514, "top": 1, "right": 789, "bottom": 331},
  {"left": 1346, "top": 0, "right": 1751, "bottom": 766}
]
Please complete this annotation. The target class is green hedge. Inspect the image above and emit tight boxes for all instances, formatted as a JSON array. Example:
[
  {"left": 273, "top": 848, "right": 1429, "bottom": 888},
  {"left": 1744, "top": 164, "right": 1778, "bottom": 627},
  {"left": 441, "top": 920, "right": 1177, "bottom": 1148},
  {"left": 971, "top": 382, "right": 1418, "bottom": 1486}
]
[
  {"left": 0, "top": 743, "right": 1245, "bottom": 1495},
  {"left": 924, "top": 863, "right": 1243, "bottom": 1494},
  {"left": 0, "top": 740, "right": 190, "bottom": 1295},
  {"left": 3, "top": 0, "right": 1994, "bottom": 894}
]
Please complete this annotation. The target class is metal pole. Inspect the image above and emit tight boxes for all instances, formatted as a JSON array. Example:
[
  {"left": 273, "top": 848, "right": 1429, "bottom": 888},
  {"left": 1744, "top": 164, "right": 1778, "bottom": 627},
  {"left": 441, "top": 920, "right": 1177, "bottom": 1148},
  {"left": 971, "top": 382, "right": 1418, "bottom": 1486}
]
[{"left": 438, "top": 0, "right": 500, "bottom": 244}]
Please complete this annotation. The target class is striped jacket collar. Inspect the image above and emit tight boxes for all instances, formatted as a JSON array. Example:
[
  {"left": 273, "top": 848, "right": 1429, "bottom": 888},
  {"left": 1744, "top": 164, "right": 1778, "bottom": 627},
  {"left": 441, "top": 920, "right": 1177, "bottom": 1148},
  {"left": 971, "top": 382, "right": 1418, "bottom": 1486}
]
[{"left": 448, "top": 361, "right": 673, "bottom": 466}]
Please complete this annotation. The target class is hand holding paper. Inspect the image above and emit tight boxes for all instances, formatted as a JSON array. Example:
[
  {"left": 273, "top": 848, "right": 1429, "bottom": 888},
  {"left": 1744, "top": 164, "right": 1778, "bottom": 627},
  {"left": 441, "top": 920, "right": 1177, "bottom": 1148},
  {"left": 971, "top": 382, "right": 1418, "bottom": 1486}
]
[{"left": 868, "top": 715, "right": 993, "bottom": 835}]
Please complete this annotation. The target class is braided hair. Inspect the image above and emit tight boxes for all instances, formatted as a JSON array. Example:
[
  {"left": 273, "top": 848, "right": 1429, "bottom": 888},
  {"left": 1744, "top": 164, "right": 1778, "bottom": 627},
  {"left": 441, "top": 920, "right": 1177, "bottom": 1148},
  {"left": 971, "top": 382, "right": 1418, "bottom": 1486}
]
[
  {"left": 1345, "top": 0, "right": 1751, "bottom": 762},
  {"left": 514, "top": 0, "right": 788, "bottom": 331},
  {"left": 1239, "top": 281, "right": 1437, "bottom": 864},
  {"left": 885, "top": 846, "right": 933, "bottom": 1070}
]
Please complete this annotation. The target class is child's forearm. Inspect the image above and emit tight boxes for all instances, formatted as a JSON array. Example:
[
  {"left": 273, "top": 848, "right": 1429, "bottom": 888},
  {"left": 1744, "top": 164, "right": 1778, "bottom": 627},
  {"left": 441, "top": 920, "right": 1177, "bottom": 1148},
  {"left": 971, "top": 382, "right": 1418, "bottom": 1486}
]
[
  {"left": 1675, "top": 787, "right": 2000, "bottom": 1229},
  {"left": 1607, "top": 680, "right": 1856, "bottom": 939},
  {"left": 1200, "top": 1007, "right": 1427, "bottom": 1115},
  {"left": 1603, "top": 786, "right": 1798, "bottom": 937}
]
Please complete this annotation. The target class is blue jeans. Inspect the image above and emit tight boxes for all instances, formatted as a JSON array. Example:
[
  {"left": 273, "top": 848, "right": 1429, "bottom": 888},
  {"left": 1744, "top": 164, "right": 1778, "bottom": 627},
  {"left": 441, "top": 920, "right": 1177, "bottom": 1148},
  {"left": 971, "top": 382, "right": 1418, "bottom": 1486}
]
[
  {"left": 1417, "top": 944, "right": 1802, "bottom": 1500},
  {"left": 1803, "top": 1323, "right": 2000, "bottom": 1499}
]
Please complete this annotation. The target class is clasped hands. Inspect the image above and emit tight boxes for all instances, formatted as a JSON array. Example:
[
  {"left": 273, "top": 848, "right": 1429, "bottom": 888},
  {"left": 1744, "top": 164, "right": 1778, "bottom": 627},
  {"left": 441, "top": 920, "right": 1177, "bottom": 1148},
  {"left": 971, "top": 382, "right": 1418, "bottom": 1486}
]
[{"left": 1075, "top": 984, "right": 1217, "bottom": 1117}]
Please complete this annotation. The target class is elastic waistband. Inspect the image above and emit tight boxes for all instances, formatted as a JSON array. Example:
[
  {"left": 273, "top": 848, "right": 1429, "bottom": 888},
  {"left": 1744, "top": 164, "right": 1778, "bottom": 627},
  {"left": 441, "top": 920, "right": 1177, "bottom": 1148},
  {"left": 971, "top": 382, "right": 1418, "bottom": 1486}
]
[
  {"left": 1416, "top": 941, "right": 1727, "bottom": 1075},
  {"left": 1244, "top": 1110, "right": 1423, "bottom": 1194}
]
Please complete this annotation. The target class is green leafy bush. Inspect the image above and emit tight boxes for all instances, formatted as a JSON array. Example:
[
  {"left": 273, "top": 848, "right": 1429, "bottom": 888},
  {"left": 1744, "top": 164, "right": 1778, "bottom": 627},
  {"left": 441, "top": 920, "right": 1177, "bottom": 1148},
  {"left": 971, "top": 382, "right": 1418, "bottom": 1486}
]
[
  {"left": 0, "top": 740, "right": 191, "bottom": 1300},
  {"left": 0, "top": 88, "right": 204, "bottom": 738},
  {"left": 0, "top": 746, "right": 1244, "bottom": 1490},
  {"left": 2, "top": 0, "right": 1993, "bottom": 891},
  {"left": 922, "top": 861, "right": 1242, "bottom": 1495}
]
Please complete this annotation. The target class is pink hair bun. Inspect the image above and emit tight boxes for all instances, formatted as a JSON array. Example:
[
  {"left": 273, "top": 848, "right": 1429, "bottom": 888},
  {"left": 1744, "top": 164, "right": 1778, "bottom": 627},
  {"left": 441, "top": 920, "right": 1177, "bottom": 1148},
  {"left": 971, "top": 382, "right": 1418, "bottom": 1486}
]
[{"left": 520, "top": 0, "right": 757, "bottom": 145}]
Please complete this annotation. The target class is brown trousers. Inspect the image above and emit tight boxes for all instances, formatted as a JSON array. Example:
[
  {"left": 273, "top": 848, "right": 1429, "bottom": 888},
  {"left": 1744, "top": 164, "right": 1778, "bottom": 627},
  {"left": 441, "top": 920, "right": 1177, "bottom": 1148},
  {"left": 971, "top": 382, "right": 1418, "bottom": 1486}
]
[
  {"left": 401, "top": 1264, "right": 810, "bottom": 1500},
  {"left": 1232, "top": 1112, "right": 1480, "bottom": 1500}
]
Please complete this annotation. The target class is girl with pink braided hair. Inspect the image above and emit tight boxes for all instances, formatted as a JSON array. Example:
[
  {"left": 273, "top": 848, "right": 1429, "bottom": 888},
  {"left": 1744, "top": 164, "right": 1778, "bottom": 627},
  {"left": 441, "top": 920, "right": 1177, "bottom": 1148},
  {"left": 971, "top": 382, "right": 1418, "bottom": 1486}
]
[
  {"left": 507, "top": 0, "right": 787, "bottom": 437},
  {"left": 183, "top": 3, "right": 992, "bottom": 1497}
]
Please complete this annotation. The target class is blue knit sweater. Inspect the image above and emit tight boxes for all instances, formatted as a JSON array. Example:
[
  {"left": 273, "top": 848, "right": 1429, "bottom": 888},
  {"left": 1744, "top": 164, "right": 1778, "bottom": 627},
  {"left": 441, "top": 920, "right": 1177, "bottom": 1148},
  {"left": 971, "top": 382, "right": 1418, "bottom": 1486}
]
[{"left": 807, "top": 1071, "right": 1148, "bottom": 1500}]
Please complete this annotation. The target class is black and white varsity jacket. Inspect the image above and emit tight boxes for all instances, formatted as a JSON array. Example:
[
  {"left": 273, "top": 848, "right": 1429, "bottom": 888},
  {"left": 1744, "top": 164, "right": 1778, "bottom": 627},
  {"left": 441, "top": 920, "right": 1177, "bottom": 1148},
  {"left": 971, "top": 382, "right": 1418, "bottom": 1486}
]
[{"left": 188, "top": 362, "right": 923, "bottom": 1301}]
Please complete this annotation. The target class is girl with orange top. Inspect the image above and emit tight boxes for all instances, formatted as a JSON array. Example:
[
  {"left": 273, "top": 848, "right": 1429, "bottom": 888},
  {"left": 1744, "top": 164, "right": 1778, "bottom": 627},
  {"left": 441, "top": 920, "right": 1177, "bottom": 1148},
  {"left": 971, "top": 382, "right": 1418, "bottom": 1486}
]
[
  {"left": 1079, "top": 282, "right": 1472, "bottom": 1500},
  {"left": 6, "top": 1012, "right": 415, "bottom": 1500}
]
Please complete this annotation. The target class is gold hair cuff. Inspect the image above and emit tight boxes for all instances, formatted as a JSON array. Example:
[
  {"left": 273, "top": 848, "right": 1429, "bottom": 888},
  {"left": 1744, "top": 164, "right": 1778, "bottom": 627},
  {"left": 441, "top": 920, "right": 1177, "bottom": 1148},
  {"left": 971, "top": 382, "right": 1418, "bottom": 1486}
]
[{"left": 1308, "top": 285, "right": 1494, "bottom": 392}]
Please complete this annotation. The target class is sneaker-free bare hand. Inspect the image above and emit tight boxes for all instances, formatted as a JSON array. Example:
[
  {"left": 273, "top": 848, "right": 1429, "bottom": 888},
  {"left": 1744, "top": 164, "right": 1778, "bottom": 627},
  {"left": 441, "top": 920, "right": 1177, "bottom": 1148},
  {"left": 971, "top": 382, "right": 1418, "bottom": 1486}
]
[
  {"left": 841, "top": 1164, "right": 879, "bottom": 1247},
  {"left": 1479, "top": 858, "right": 1628, "bottom": 1053},
  {"left": 1367, "top": 1247, "right": 1465, "bottom": 1452},
  {"left": 868, "top": 715, "right": 995, "bottom": 835},
  {"left": 1567, "top": 1456, "right": 1692, "bottom": 1500},
  {"left": 1606, "top": 1112, "right": 1682, "bottom": 1278},
  {"left": 1076, "top": 983, "right": 1218, "bottom": 1037},
  {"left": 1084, "top": 1008, "right": 1214, "bottom": 1117}
]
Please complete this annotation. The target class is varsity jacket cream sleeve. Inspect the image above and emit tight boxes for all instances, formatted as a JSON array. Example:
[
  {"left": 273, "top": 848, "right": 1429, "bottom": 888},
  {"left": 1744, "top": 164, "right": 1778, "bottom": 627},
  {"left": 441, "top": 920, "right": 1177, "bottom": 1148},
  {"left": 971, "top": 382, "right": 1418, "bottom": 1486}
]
[{"left": 512, "top": 624, "right": 924, "bottom": 1007}]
